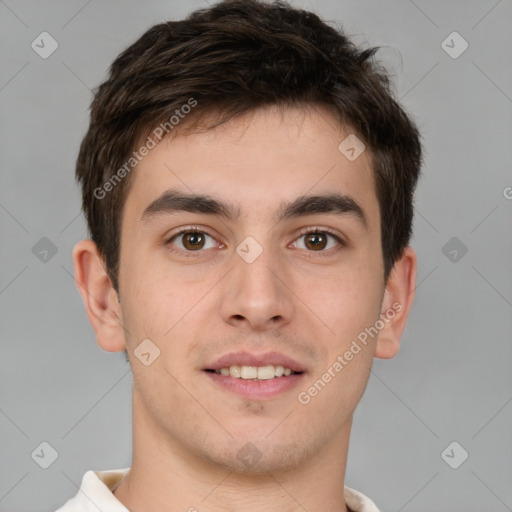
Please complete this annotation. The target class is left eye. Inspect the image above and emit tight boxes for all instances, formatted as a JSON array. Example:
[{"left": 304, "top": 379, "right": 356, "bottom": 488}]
[{"left": 293, "top": 231, "right": 342, "bottom": 251}]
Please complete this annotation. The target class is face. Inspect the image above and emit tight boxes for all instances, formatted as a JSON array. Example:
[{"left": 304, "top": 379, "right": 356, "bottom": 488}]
[{"left": 117, "top": 105, "right": 386, "bottom": 473}]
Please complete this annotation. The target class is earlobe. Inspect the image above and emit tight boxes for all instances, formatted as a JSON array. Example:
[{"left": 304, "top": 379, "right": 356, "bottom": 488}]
[
  {"left": 374, "top": 246, "right": 417, "bottom": 359},
  {"left": 72, "top": 239, "right": 126, "bottom": 352}
]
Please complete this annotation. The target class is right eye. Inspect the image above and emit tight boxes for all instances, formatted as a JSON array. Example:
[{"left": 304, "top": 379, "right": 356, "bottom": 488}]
[{"left": 166, "top": 227, "right": 221, "bottom": 253}]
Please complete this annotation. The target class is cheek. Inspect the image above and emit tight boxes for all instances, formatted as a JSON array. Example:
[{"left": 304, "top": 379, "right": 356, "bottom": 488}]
[
  {"left": 121, "top": 239, "right": 177, "bottom": 306},
  {"left": 120, "top": 252, "right": 215, "bottom": 365},
  {"left": 310, "top": 260, "right": 383, "bottom": 342},
  {"left": 310, "top": 258, "right": 382, "bottom": 404}
]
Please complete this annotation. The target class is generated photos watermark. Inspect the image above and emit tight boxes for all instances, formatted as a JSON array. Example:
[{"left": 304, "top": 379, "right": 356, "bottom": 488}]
[
  {"left": 298, "top": 301, "right": 403, "bottom": 405},
  {"left": 93, "top": 97, "right": 198, "bottom": 200}
]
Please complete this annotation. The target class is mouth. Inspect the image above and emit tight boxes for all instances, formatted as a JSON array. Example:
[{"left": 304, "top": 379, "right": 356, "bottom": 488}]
[
  {"left": 202, "top": 352, "right": 306, "bottom": 399},
  {"left": 205, "top": 364, "right": 302, "bottom": 379}
]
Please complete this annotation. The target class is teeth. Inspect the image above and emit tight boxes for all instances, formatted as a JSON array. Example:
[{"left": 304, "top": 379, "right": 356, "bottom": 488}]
[
  {"left": 257, "top": 365, "right": 275, "bottom": 380},
  {"left": 241, "top": 366, "right": 258, "bottom": 379},
  {"left": 230, "top": 365, "right": 241, "bottom": 378},
  {"left": 214, "top": 364, "right": 297, "bottom": 379}
]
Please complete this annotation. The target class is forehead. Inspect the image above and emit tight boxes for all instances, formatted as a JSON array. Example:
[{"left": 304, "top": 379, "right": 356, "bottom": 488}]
[{"left": 123, "top": 105, "right": 380, "bottom": 229}]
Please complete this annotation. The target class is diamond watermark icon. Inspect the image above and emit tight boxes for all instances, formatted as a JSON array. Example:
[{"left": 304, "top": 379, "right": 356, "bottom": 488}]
[
  {"left": 338, "top": 134, "right": 365, "bottom": 161},
  {"left": 236, "top": 236, "right": 263, "bottom": 264},
  {"left": 441, "top": 441, "right": 468, "bottom": 469},
  {"left": 31, "top": 32, "right": 59, "bottom": 59},
  {"left": 441, "top": 31, "right": 468, "bottom": 59},
  {"left": 442, "top": 236, "right": 468, "bottom": 263},
  {"left": 134, "top": 338, "right": 160, "bottom": 366},
  {"left": 236, "top": 442, "right": 262, "bottom": 468},
  {"left": 32, "top": 237, "right": 58, "bottom": 263},
  {"left": 31, "top": 441, "right": 59, "bottom": 469}
]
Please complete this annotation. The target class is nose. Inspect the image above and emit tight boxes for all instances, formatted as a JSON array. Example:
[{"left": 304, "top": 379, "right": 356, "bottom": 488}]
[{"left": 220, "top": 243, "right": 294, "bottom": 332}]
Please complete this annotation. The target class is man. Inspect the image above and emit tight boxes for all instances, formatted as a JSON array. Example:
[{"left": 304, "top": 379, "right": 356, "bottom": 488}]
[{"left": 57, "top": 0, "right": 422, "bottom": 510}]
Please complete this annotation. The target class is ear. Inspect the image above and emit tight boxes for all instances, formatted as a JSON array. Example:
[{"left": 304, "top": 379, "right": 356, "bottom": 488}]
[
  {"left": 374, "top": 246, "right": 417, "bottom": 359},
  {"left": 72, "top": 239, "right": 126, "bottom": 352}
]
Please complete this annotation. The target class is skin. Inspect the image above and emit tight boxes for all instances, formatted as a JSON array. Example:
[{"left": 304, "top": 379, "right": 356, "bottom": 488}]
[{"left": 73, "top": 104, "right": 416, "bottom": 512}]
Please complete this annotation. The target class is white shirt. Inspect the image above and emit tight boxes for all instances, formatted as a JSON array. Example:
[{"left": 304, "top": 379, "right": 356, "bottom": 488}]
[{"left": 55, "top": 468, "right": 380, "bottom": 512}]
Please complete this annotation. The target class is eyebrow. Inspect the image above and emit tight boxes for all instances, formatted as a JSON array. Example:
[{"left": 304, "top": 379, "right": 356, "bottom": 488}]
[{"left": 140, "top": 188, "right": 367, "bottom": 228}]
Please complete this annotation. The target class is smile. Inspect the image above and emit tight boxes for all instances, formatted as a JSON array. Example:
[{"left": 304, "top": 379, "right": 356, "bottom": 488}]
[{"left": 211, "top": 364, "right": 299, "bottom": 380}]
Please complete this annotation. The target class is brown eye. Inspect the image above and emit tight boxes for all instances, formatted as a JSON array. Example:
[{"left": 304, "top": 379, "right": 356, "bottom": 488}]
[
  {"left": 182, "top": 232, "right": 205, "bottom": 250},
  {"left": 294, "top": 229, "right": 343, "bottom": 253},
  {"left": 167, "top": 230, "right": 217, "bottom": 252},
  {"left": 304, "top": 232, "right": 328, "bottom": 251}
]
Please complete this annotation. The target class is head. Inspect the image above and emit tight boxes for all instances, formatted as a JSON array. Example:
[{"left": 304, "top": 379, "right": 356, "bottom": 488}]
[{"left": 73, "top": 0, "right": 421, "bottom": 474}]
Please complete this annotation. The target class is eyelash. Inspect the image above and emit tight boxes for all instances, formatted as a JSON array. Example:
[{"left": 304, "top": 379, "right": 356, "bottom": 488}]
[{"left": 165, "top": 225, "right": 345, "bottom": 257}]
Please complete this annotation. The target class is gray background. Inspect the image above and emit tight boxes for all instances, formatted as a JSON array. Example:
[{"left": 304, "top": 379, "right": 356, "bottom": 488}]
[{"left": 1, "top": 0, "right": 511, "bottom": 511}]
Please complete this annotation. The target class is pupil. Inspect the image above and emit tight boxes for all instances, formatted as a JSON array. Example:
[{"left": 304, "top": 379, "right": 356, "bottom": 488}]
[
  {"left": 185, "top": 232, "right": 203, "bottom": 249},
  {"left": 307, "top": 233, "right": 326, "bottom": 250}
]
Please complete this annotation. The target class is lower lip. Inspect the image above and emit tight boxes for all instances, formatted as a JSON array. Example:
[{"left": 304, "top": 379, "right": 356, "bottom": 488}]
[{"left": 204, "top": 371, "right": 306, "bottom": 400}]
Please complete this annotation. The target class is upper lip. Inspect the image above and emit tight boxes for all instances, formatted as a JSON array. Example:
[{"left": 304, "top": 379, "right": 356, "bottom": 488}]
[{"left": 204, "top": 351, "right": 306, "bottom": 373}]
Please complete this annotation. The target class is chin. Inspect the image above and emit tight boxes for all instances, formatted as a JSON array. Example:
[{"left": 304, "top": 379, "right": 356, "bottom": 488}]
[{"left": 198, "top": 437, "right": 315, "bottom": 475}]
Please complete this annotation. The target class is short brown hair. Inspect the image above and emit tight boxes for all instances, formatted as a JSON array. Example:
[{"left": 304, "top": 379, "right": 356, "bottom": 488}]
[{"left": 76, "top": 0, "right": 423, "bottom": 293}]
